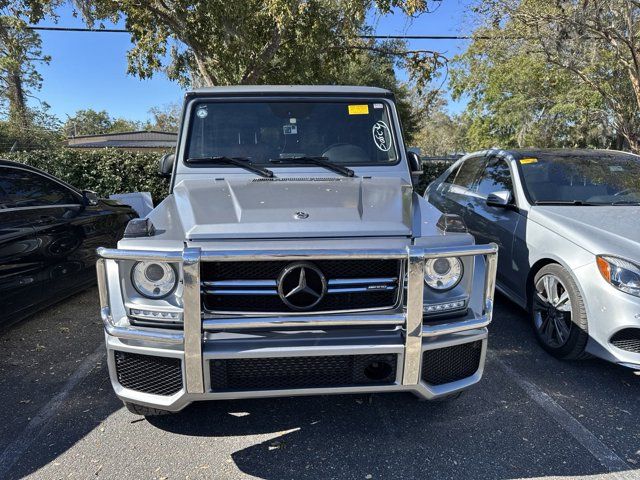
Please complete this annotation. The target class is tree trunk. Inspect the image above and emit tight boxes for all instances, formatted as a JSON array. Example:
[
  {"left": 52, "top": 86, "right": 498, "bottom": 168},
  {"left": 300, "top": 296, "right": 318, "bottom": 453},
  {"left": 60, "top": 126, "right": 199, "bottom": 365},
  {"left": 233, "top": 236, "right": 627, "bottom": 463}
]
[{"left": 7, "top": 69, "right": 29, "bottom": 130}]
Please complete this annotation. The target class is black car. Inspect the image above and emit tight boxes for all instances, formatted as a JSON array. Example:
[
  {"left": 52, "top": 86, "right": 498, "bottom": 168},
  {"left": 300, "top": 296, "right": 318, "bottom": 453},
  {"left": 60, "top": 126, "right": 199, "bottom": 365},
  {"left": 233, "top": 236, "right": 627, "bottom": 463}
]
[{"left": 0, "top": 159, "right": 137, "bottom": 327}]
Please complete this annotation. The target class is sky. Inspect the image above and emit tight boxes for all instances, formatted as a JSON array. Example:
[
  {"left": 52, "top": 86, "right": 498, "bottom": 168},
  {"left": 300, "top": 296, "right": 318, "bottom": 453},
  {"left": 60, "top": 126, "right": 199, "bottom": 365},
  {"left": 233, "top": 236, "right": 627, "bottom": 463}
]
[{"left": 34, "top": 0, "right": 474, "bottom": 123}]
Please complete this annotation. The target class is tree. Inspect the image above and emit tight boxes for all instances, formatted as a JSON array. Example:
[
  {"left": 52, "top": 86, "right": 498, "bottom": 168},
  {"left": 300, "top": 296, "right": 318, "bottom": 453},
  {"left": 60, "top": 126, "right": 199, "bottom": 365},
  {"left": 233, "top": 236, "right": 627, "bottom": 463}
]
[
  {"left": 450, "top": 26, "right": 610, "bottom": 151},
  {"left": 147, "top": 102, "right": 181, "bottom": 132},
  {"left": 64, "top": 108, "right": 141, "bottom": 136},
  {"left": 471, "top": 0, "right": 640, "bottom": 153},
  {"left": 0, "top": 14, "right": 50, "bottom": 134},
  {"left": 78, "top": 0, "right": 444, "bottom": 91},
  {"left": 413, "top": 95, "right": 469, "bottom": 156}
]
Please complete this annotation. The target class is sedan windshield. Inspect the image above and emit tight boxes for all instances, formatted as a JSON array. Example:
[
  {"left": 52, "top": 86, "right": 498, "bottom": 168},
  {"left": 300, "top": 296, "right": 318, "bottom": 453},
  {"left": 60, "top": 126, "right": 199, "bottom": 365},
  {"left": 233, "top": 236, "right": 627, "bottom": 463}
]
[
  {"left": 518, "top": 152, "right": 640, "bottom": 205},
  {"left": 185, "top": 100, "right": 398, "bottom": 167}
]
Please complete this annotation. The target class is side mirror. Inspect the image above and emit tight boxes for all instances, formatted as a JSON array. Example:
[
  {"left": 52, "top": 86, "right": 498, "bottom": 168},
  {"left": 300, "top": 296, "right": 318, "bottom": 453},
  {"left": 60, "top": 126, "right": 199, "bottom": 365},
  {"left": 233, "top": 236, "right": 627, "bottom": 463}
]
[
  {"left": 406, "top": 151, "right": 423, "bottom": 186},
  {"left": 159, "top": 153, "right": 175, "bottom": 178},
  {"left": 486, "top": 190, "right": 513, "bottom": 208},
  {"left": 82, "top": 190, "right": 99, "bottom": 206}
]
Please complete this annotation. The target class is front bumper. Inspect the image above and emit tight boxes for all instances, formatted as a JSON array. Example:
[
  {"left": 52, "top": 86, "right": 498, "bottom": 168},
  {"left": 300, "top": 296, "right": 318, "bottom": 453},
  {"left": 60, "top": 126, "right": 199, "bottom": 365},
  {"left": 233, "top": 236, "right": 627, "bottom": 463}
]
[
  {"left": 97, "top": 244, "right": 498, "bottom": 411},
  {"left": 574, "top": 262, "right": 640, "bottom": 369}
]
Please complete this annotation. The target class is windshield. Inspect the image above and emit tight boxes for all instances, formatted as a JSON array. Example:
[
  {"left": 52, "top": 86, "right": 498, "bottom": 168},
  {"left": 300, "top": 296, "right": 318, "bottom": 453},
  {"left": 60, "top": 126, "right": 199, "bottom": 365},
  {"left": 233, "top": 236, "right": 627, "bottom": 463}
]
[
  {"left": 519, "top": 152, "right": 640, "bottom": 205},
  {"left": 185, "top": 100, "right": 398, "bottom": 167}
]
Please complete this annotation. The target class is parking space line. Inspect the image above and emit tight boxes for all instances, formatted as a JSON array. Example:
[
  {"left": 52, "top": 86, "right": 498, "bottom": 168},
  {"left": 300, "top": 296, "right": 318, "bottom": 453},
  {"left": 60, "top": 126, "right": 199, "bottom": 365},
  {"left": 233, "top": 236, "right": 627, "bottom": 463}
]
[
  {"left": 0, "top": 344, "right": 105, "bottom": 478},
  {"left": 488, "top": 353, "right": 634, "bottom": 479}
]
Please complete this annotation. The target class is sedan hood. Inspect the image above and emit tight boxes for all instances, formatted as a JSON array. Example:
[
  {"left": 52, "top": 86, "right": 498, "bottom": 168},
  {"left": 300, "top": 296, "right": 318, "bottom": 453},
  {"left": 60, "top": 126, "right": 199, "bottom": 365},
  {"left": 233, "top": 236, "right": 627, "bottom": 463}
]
[
  {"left": 529, "top": 206, "right": 640, "bottom": 259},
  {"left": 173, "top": 177, "right": 413, "bottom": 240}
]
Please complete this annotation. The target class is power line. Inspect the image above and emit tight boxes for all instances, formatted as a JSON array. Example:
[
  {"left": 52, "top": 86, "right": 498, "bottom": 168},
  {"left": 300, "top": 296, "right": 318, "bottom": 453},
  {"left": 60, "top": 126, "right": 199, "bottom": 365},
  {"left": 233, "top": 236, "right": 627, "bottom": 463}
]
[
  {"left": 27, "top": 26, "right": 129, "bottom": 33},
  {"left": 26, "top": 25, "right": 476, "bottom": 39}
]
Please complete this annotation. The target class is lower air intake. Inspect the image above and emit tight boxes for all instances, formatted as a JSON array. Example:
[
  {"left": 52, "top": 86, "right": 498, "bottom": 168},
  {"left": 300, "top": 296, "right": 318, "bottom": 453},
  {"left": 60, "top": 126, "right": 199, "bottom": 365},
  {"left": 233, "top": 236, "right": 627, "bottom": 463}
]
[
  {"left": 421, "top": 341, "right": 482, "bottom": 386},
  {"left": 610, "top": 328, "right": 640, "bottom": 353},
  {"left": 114, "top": 351, "right": 183, "bottom": 396},
  {"left": 210, "top": 354, "right": 398, "bottom": 391}
]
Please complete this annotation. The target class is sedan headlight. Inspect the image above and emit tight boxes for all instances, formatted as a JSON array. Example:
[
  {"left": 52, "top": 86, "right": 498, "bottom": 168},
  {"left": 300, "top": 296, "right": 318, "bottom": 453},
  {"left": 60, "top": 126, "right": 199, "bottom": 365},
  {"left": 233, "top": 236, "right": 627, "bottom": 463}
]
[
  {"left": 424, "top": 257, "right": 463, "bottom": 291},
  {"left": 131, "top": 261, "right": 177, "bottom": 299},
  {"left": 596, "top": 255, "right": 640, "bottom": 297}
]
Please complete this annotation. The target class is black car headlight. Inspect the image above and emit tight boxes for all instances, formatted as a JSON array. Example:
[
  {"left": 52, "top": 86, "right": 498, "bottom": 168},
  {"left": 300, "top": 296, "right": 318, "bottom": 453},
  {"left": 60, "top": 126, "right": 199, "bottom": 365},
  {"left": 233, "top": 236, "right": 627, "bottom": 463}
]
[
  {"left": 424, "top": 257, "right": 463, "bottom": 291},
  {"left": 131, "top": 261, "right": 178, "bottom": 299},
  {"left": 597, "top": 255, "right": 640, "bottom": 297}
]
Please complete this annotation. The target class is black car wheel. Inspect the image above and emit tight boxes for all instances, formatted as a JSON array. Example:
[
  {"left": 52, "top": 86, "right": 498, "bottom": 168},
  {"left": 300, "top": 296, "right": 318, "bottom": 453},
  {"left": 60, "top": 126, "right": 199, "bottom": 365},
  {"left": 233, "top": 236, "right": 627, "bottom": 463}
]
[{"left": 530, "top": 264, "right": 590, "bottom": 360}]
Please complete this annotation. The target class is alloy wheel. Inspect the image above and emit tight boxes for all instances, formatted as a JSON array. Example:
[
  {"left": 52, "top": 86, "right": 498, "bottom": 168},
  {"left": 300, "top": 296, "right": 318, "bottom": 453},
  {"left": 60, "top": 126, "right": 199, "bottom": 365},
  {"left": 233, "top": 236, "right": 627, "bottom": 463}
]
[{"left": 533, "top": 274, "right": 573, "bottom": 348}]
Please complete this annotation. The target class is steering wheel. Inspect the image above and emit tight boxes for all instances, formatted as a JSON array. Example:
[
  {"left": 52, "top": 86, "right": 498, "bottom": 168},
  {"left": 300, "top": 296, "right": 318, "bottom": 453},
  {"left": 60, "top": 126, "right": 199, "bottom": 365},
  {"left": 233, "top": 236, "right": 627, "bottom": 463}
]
[{"left": 321, "top": 143, "right": 351, "bottom": 156}]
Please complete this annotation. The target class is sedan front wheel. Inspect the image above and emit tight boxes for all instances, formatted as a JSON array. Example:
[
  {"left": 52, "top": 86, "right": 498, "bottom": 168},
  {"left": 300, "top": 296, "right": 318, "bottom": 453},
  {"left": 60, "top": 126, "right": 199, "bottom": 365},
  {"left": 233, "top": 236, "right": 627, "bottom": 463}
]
[{"left": 530, "top": 264, "right": 590, "bottom": 360}]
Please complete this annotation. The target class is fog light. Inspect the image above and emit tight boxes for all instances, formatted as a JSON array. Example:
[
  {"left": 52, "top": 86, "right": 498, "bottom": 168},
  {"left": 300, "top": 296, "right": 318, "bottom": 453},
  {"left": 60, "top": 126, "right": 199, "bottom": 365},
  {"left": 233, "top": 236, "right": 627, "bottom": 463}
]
[
  {"left": 129, "top": 308, "right": 182, "bottom": 322},
  {"left": 424, "top": 299, "right": 467, "bottom": 314}
]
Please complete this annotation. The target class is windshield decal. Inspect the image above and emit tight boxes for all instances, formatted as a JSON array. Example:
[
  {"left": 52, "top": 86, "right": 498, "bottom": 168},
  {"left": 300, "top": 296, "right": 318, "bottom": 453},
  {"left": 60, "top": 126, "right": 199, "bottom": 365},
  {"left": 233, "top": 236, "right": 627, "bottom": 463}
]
[
  {"left": 348, "top": 104, "right": 369, "bottom": 115},
  {"left": 196, "top": 105, "right": 208, "bottom": 119},
  {"left": 520, "top": 157, "right": 538, "bottom": 164},
  {"left": 372, "top": 121, "right": 391, "bottom": 152}
]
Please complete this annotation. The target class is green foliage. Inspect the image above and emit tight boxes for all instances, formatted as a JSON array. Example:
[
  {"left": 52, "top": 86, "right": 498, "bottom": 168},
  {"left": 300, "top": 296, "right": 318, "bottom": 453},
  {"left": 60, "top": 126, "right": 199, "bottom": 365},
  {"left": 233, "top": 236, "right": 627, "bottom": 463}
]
[
  {"left": 450, "top": 24, "right": 609, "bottom": 151},
  {"left": 4, "top": 148, "right": 169, "bottom": 202},
  {"left": 78, "top": 1, "right": 443, "bottom": 92},
  {"left": 464, "top": 0, "right": 640, "bottom": 153},
  {"left": 413, "top": 94, "right": 469, "bottom": 155},
  {"left": 147, "top": 103, "right": 181, "bottom": 132},
  {"left": 64, "top": 108, "right": 142, "bottom": 136},
  {"left": 415, "top": 160, "right": 452, "bottom": 195}
]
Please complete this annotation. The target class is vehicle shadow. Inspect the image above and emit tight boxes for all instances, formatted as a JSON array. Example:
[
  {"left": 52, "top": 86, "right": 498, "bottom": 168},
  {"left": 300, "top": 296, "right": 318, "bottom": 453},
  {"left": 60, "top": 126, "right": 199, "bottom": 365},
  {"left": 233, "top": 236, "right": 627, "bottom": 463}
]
[
  {"left": 146, "top": 301, "right": 640, "bottom": 480},
  {"left": 2, "top": 294, "right": 638, "bottom": 479},
  {"left": 0, "top": 289, "right": 123, "bottom": 480}
]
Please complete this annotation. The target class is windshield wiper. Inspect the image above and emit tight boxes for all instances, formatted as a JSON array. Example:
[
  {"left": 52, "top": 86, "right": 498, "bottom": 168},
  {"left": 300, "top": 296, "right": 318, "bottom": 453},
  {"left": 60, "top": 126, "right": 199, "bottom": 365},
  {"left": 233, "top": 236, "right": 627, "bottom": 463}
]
[
  {"left": 185, "top": 156, "right": 274, "bottom": 178},
  {"left": 269, "top": 156, "right": 355, "bottom": 177},
  {"left": 534, "top": 200, "right": 600, "bottom": 206}
]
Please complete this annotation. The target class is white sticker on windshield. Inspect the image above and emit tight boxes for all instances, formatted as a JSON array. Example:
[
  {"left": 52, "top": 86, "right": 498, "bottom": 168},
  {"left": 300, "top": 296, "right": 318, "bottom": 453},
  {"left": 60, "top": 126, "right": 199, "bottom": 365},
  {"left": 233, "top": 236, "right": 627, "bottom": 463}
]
[
  {"left": 196, "top": 106, "right": 208, "bottom": 119},
  {"left": 283, "top": 124, "right": 298, "bottom": 135},
  {"left": 372, "top": 121, "right": 391, "bottom": 152},
  {"left": 610, "top": 165, "right": 624, "bottom": 172},
  {"left": 373, "top": 103, "right": 384, "bottom": 109}
]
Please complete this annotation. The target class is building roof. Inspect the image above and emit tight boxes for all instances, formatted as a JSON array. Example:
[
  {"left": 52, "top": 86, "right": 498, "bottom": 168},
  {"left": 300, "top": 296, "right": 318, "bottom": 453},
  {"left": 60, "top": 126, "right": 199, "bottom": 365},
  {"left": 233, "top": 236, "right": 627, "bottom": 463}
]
[
  {"left": 188, "top": 85, "right": 393, "bottom": 97},
  {"left": 67, "top": 130, "right": 177, "bottom": 149}
]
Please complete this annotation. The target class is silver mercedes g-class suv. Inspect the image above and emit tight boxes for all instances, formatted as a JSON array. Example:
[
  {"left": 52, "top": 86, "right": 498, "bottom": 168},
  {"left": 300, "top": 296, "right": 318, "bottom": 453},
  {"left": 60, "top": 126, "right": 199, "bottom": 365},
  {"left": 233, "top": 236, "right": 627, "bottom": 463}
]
[{"left": 96, "top": 85, "right": 498, "bottom": 416}]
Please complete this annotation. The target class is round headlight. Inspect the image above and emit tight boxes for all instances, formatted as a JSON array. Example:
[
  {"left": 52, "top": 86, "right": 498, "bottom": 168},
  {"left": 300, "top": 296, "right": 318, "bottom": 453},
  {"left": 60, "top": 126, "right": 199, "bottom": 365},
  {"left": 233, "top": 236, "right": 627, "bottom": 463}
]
[
  {"left": 131, "top": 261, "right": 177, "bottom": 299},
  {"left": 424, "top": 257, "right": 463, "bottom": 291}
]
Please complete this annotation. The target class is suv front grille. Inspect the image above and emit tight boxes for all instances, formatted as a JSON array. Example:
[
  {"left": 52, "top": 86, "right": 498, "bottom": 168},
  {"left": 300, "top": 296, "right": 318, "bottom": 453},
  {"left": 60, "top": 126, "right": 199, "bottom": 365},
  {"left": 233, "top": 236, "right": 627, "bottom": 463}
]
[
  {"left": 201, "top": 259, "right": 402, "bottom": 314},
  {"left": 421, "top": 341, "right": 482, "bottom": 386},
  {"left": 114, "top": 351, "right": 183, "bottom": 396},
  {"left": 210, "top": 354, "right": 398, "bottom": 391},
  {"left": 610, "top": 328, "right": 640, "bottom": 353}
]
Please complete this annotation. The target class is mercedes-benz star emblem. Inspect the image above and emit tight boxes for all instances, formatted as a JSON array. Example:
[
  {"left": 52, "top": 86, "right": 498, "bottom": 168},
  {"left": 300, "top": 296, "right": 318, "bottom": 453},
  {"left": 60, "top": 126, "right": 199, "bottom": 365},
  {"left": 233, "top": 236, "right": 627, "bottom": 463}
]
[
  {"left": 294, "top": 211, "right": 309, "bottom": 219},
  {"left": 277, "top": 262, "right": 327, "bottom": 311}
]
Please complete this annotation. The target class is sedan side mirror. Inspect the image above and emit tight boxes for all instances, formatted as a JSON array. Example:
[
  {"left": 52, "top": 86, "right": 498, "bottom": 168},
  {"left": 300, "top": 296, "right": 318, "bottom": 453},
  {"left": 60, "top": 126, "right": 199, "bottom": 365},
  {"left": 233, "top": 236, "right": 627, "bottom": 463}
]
[
  {"left": 82, "top": 190, "right": 99, "bottom": 206},
  {"left": 159, "top": 153, "right": 175, "bottom": 178},
  {"left": 486, "top": 190, "right": 513, "bottom": 208},
  {"left": 406, "top": 151, "right": 423, "bottom": 186}
]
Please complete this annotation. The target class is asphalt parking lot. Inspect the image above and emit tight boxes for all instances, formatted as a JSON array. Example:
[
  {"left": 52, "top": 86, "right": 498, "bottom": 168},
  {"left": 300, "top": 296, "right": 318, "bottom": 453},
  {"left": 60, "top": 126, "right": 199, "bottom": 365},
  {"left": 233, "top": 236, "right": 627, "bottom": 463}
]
[{"left": 0, "top": 288, "right": 638, "bottom": 480}]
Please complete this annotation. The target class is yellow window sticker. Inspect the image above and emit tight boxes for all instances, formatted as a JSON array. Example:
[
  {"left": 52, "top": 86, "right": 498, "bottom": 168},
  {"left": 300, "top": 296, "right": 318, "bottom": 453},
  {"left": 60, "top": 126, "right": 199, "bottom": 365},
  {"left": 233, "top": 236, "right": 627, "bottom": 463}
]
[
  {"left": 348, "top": 104, "right": 369, "bottom": 115},
  {"left": 520, "top": 157, "right": 538, "bottom": 164}
]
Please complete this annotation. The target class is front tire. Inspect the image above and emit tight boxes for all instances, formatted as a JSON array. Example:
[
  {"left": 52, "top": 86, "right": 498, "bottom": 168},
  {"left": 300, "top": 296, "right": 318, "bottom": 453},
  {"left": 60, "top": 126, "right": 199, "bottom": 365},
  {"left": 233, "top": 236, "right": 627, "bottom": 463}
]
[{"left": 530, "top": 264, "right": 589, "bottom": 360}]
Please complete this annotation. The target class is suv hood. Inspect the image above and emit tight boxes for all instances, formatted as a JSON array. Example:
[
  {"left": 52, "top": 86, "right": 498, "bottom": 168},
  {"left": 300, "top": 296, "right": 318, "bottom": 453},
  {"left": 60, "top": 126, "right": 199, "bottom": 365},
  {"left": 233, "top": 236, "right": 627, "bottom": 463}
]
[
  {"left": 173, "top": 177, "right": 413, "bottom": 240},
  {"left": 529, "top": 206, "right": 640, "bottom": 259}
]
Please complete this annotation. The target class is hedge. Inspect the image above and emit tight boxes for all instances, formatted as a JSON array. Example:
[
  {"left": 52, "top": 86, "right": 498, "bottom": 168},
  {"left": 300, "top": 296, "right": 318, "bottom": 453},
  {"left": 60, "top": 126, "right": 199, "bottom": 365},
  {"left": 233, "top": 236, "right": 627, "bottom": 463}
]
[
  {"left": 416, "top": 160, "right": 453, "bottom": 195},
  {"left": 3, "top": 148, "right": 451, "bottom": 202},
  {"left": 4, "top": 149, "right": 170, "bottom": 203}
]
